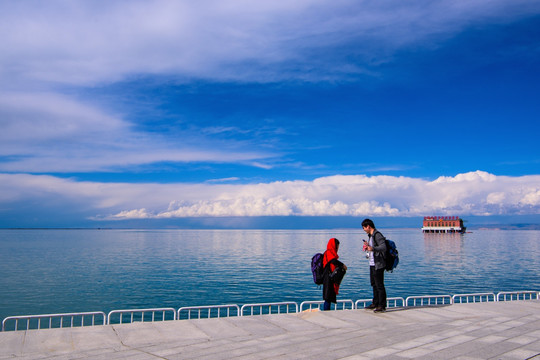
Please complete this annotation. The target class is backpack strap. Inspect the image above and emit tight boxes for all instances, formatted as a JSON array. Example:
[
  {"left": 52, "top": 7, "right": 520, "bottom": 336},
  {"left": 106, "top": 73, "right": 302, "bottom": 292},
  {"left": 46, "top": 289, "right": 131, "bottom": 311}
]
[{"left": 371, "top": 230, "right": 386, "bottom": 253}]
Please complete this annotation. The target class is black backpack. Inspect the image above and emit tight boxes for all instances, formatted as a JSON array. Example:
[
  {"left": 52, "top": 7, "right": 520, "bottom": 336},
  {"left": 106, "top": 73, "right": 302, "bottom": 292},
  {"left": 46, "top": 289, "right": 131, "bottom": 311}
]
[
  {"left": 328, "top": 259, "right": 347, "bottom": 285},
  {"left": 385, "top": 239, "right": 399, "bottom": 272}
]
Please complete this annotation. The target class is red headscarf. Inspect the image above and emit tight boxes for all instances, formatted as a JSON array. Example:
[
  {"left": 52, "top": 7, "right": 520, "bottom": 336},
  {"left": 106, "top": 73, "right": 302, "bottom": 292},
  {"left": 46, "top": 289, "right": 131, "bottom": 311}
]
[{"left": 323, "top": 238, "right": 340, "bottom": 294}]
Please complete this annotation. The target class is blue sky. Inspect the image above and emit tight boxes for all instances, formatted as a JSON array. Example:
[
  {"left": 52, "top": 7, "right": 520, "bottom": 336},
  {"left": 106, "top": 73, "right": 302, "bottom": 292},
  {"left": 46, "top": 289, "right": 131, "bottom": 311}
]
[{"left": 1, "top": 0, "right": 540, "bottom": 228}]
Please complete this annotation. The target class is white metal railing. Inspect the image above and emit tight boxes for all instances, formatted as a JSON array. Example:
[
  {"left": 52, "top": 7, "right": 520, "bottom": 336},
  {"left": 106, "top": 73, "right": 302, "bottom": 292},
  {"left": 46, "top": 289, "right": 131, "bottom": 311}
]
[
  {"left": 240, "top": 302, "right": 298, "bottom": 316},
  {"left": 355, "top": 297, "right": 405, "bottom": 309},
  {"left": 406, "top": 295, "right": 452, "bottom": 307},
  {"left": 2, "top": 311, "right": 106, "bottom": 332},
  {"left": 299, "top": 299, "right": 355, "bottom": 312},
  {"left": 178, "top": 305, "right": 240, "bottom": 320},
  {"left": 354, "top": 299, "right": 371, "bottom": 309},
  {"left": 497, "top": 291, "right": 539, "bottom": 302},
  {"left": 299, "top": 300, "right": 322, "bottom": 312},
  {"left": 452, "top": 293, "right": 496, "bottom": 303},
  {"left": 386, "top": 297, "right": 406, "bottom": 308},
  {"left": 107, "top": 308, "right": 176, "bottom": 324},
  {"left": 3, "top": 290, "right": 539, "bottom": 331}
]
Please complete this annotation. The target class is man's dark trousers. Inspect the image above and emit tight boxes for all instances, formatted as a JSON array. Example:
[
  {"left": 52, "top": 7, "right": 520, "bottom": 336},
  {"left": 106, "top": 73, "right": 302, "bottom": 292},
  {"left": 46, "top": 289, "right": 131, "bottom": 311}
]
[{"left": 370, "top": 266, "right": 386, "bottom": 308}]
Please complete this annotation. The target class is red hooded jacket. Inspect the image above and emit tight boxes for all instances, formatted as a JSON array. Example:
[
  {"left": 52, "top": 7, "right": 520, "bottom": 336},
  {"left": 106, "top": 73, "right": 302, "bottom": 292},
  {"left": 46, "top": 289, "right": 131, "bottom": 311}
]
[{"left": 323, "top": 237, "right": 341, "bottom": 295}]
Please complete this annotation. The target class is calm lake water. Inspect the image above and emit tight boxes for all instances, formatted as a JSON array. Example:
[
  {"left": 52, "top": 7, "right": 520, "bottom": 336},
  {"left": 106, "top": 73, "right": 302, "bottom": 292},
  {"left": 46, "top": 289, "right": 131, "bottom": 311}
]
[{"left": 1, "top": 228, "right": 539, "bottom": 323}]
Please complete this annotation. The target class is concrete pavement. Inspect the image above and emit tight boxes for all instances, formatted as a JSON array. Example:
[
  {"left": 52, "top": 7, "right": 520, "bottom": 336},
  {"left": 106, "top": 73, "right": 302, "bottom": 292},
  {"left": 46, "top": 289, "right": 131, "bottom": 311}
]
[{"left": 1, "top": 300, "right": 540, "bottom": 359}]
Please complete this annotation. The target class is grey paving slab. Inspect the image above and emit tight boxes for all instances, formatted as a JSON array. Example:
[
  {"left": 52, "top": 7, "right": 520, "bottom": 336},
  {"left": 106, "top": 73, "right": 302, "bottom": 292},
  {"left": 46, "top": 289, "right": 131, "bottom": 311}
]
[
  {"left": 0, "top": 330, "right": 25, "bottom": 357},
  {"left": 114, "top": 320, "right": 209, "bottom": 347},
  {"left": 189, "top": 317, "right": 250, "bottom": 339},
  {"left": 298, "top": 310, "right": 357, "bottom": 329},
  {"left": 70, "top": 325, "right": 124, "bottom": 352},
  {"left": 465, "top": 341, "right": 523, "bottom": 359},
  {"left": 224, "top": 315, "right": 287, "bottom": 338},
  {"left": 156, "top": 339, "right": 234, "bottom": 359},
  {"left": 1, "top": 300, "right": 540, "bottom": 359},
  {"left": 20, "top": 327, "right": 76, "bottom": 355},
  {"left": 263, "top": 312, "right": 326, "bottom": 333}
]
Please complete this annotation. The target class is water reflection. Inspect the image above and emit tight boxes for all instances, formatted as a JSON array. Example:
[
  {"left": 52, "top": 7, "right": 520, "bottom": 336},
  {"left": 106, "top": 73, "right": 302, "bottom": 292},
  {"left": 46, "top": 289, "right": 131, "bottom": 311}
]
[{"left": 423, "top": 233, "right": 464, "bottom": 258}]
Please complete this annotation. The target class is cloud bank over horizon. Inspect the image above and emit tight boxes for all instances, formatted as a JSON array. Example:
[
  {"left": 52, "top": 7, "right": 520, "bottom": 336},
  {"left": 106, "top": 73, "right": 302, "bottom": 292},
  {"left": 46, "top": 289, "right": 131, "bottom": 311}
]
[{"left": 1, "top": 171, "right": 538, "bottom": 224}]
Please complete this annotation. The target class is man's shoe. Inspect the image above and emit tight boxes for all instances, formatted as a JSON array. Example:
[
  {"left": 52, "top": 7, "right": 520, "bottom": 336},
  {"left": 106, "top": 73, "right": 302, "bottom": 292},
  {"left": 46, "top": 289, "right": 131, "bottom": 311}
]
[
  {"left": 365, "top": 304, "right": 377, "bottom": 310},
  {"left": 373, "top": 307, "right": 386, "bottom": 313}
]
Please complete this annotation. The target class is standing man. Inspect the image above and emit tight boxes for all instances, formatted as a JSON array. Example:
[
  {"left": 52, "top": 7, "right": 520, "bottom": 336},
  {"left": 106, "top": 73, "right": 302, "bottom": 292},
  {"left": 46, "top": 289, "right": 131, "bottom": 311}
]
[{"left": 362, "top": 218, "right": 387, "bottom": 313}]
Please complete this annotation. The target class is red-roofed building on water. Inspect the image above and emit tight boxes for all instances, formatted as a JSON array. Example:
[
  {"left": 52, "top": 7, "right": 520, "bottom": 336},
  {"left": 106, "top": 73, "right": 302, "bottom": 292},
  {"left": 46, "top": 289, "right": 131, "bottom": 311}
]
[{"left": 422, "top": 216, "right": 466, "bottom": 233}]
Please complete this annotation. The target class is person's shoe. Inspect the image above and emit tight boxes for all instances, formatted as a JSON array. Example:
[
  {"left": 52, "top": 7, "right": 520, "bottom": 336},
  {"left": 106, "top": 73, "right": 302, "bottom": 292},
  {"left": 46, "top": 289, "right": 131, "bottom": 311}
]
[
  {"left": 373, "top": 307, "right": 386, "bottom": 313},
  {"left": 365, "top": 304, "right": 377, "bottom": 310}
]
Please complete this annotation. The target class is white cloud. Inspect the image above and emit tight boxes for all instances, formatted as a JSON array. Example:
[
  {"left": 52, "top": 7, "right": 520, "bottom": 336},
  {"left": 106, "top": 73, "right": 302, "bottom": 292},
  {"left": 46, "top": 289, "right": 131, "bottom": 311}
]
[
  {"left": 2, "top": 1, "right": 538, "bottom": 175},
  {"left": 486, "top": 192, "right": 506, "bottom": 204},
  {"left": 1, "top": 171, "right": 539, "bottom": 221},
  {"left": 1, "top": 0, "right": 539, "bottom": 87},
  {"left": 521, "top": 190, "right": 540, "bottom": 206},
  {"left": 0, "top": 92, "right": 276, "bottom": 172}
]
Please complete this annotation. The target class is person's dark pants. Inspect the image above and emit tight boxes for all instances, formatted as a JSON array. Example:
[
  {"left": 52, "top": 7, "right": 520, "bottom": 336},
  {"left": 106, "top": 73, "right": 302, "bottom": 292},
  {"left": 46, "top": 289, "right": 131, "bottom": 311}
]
[
  {"left": 370, "top": 266, "right": 386, "bottom": 308},
  {"left": 323, "top": 300, "right": 331, "bottom": 311}
]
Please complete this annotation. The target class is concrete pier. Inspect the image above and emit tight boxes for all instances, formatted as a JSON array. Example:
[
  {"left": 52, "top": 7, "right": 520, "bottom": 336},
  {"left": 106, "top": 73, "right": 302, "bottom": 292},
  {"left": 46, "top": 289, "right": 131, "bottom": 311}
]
[{"left": 1, "top": 300, "right": 539, "bottom": 360}]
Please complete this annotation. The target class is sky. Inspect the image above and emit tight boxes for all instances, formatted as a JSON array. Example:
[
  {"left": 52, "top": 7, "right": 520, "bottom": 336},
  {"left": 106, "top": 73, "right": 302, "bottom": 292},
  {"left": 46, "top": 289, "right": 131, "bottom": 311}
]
[{"left": 1, "top": 0, "right": 540, "bottom": 228}]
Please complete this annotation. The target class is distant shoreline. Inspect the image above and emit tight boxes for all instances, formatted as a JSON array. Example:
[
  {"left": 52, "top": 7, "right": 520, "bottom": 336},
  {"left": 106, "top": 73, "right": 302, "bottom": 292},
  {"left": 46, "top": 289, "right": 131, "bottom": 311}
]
[
  {"left": 2, "top": 224, "right": 540, "bottom": 231},
  {"left": 2, "top": 215, "right": 539, "bottom": 230}
]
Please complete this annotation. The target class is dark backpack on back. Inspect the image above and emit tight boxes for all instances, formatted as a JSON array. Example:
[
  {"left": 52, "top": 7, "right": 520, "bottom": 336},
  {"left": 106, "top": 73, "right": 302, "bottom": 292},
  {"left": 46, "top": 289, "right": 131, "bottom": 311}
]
[
  {"left": 385, "top": 239, "right": 399, "bottom": 272},
  {"left": 311, "top": 253, "right": 324, "bottom": 285}
]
